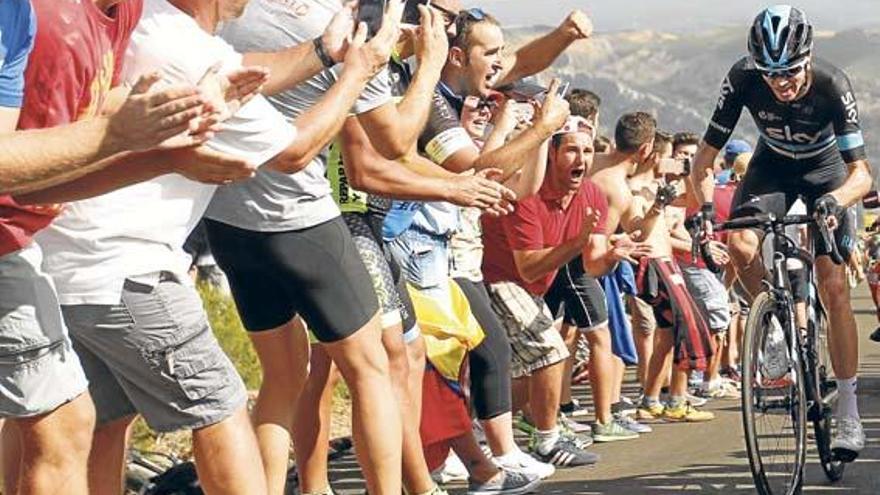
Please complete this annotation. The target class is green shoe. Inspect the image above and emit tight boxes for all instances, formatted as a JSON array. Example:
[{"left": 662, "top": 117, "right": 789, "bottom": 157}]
[{"left": 591, "top": 420, "right": 640, "bottom": 443}]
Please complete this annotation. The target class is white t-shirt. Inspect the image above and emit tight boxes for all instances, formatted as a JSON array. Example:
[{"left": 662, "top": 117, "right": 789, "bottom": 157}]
[
  {"left": 36, "top": 0, "right": 296, "bottom": 305},
  {"left": 205, "top": 0, "right": 392, "bottom": 232}
]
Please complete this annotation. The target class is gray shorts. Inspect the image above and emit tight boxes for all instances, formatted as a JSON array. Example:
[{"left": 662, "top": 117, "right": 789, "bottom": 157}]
[
  {"left": 0, "top": 244, "right": 89, "bottom": 418},
  {"left": 681, "top": 266, "right": 731, "bottom": 334},
  {"left": 61, "top": 275, "right": 247, "bottom": 432},
  {"left": 486, "top": 281, "right": 569, "bottom": 378}
]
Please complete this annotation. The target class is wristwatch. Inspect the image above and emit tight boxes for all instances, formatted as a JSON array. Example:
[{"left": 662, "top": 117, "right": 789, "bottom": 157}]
[{"left": 313, "top": 37, "right": 336, "bottom": 69}]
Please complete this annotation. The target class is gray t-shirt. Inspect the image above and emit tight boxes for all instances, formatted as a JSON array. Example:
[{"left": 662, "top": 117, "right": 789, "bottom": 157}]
[{"left": 205, "top": 0, "right": 392, "bottom": 232}]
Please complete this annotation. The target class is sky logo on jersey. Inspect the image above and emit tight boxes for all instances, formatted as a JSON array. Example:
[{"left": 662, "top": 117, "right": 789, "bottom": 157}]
[
  {"left": 716, "top": 76, "right": 734, "bottom": 110},
  {"left": 841, "top": 91, "right": 859, "bottom": 125},
  {"left": 765, "top": 125, "right": 823, "bottom": 145}
]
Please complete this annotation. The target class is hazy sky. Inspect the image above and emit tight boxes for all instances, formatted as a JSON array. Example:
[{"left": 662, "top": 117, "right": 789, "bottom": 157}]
[{"left": 462, "top": 1, "right": 880, "bottom": 32}]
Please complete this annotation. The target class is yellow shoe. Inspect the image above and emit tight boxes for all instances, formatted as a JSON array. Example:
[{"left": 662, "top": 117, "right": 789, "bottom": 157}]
[
  {"left": 636, "top": 403, "right": 665, "bottom": 421},
  {"left": 663, "top": 402, "right": 715, "bottom": 422}
]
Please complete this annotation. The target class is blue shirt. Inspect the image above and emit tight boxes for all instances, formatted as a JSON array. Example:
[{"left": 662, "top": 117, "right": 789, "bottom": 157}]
[{"left": 0, "top": 0, "right": 36, "bottom": 108}]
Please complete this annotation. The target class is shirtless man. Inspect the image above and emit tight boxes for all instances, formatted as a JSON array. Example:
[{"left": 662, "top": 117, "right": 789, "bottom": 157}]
[{"left": 591, "top": 113, "right": 715, "bottom": 422}]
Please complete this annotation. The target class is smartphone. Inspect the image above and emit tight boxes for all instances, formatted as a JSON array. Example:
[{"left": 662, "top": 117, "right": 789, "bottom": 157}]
[
  {"left": 497, "top": 80, "right": 547, "bottom": 102},
  {"left": 402, "top": 0, "right": 430, "bottom": 25},
  {"left": 358, "top": 0, "right": 387, "bottom": 39},
  {"left": 657, "top": 157, "right": 688, "bottom": 176},
  {"left": 556, "top": 81, "right": 571, "bottom": 98}
]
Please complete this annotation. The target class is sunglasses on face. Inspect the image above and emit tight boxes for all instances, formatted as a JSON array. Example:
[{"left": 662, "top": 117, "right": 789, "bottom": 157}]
[
  {"left": 429, "top": 3, "right": 459, "bottom": 27},
  {"left": 463, "top": 95, "right": 497, "bottom": 111},
  {"left": 759, "top": 63, "right": 806, "bottom": 80}
]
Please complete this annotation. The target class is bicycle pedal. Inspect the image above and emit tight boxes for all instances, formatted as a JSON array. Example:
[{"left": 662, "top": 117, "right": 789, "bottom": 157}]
[{"left": 831, "top": 447, "right": 859, "bottom": 463}]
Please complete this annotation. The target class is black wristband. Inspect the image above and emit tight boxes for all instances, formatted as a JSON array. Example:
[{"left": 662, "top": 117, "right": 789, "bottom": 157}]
[{"left": 313, "top": 37, "right": 336, "bottom": 69}]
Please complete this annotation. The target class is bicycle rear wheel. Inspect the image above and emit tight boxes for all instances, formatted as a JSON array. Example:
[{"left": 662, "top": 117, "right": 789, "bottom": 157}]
[{"left": 741, "top": 291, "right": 807, "bottom": 495}]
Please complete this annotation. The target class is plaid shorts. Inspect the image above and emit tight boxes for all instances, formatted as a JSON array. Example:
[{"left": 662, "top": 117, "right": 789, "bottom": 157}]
[{"left": 486, "top": 281, "right": 569, "bottom": 378}]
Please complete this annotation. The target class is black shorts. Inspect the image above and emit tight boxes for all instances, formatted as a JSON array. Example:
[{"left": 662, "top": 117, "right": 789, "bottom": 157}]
[
  {"left": 342, "top": 212, "right": 418, "bottom": 340},
  {"left": 731, "top": 142, "right": 856, "bottom": 260},
  {"left": 544, "top": 256, "right": 609, "bottom": 331},
  {"left": 203, "top": 217, "right": 379, "bottom": 343}
]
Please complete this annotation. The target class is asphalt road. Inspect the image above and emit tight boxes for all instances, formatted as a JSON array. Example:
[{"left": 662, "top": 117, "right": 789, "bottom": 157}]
[{"left": 328, "top": 285, "right": 880, "bottom": 494}]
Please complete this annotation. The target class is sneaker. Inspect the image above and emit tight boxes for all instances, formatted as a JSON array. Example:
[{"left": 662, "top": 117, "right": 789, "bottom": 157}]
[
  {"left": 721, "top": 366, "right": 742, "bottom": 385},
  {"left": 559, "top": 398, "right": 590, "bottom": 418},
  {"left": 636, "top": 402, "right": 665, "bottom": 422},
  {"left": 707, "top": 381, "right": 741, "bottom": 400},
  {"left": 494, "top": 449, "right": 556, "bottom": 480},
  {"left": 558, "top": 412, "right": 591, "bottom": 434},
  {"left": 591, "top": 420, "right": 640, "bottom": 442},
  {"left": 870, "top": 326, "right": 880, "bottom": 343},
  {"left": 685, "top": 392, "right": 709, "bottom": 407},
  {"left": 560, "top": 428, "right": 593, "bottom": 449},
  {"left": 431, "top": 452, "right": 469, "bottom": 484},
  {"left": 663, "top": 402, "right": 715, "bottom": 422},
  {"left": 614, "top": 413, "right": 653, "bottom": 434},
  {"left": 762, "top": 315, "right": 790, "bottom": 380},
  {"left": 611, "top": 397, "right": 637, "bottom": 416},
  {"left": 467, "top": 469, "right": 541, "bottom": 495},
  {"left": 831, "top": 417, "right": 866, "bottom": 463},
  {"left": 530, "top": 436, "right": 599, "bottom": 468}
]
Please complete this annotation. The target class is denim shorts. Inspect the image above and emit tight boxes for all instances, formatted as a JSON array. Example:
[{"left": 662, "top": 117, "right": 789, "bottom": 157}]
[
  {"left": 386, "top": 227, "right": 450, "bottom": 298},
  {"left": 0, "top": 243, "right": 89, "bottom": 417},
  {"left": 61, "top": 275, "right": 247, "bottom": 432}
]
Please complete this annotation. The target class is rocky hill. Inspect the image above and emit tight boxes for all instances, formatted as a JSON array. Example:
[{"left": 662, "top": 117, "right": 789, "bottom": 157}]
[{"left": 509, "top": 25, "right": 880, "bottom": 178}]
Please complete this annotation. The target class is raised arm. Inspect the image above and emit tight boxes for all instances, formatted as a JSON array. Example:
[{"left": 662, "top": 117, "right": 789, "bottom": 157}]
[
  {"left": 265, "top": 14, "right": 400, "bottom": 174},
  {"left": 496, "top": 11, "right": 592, "bottom": 88},
  {"left": 241, "top": 3, "right": 356, "bottom": 96},
  {"left": 356, "top": 6, "right": 449, "bottom": 160}
]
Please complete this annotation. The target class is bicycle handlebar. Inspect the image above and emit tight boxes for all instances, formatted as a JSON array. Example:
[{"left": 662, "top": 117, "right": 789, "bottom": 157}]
[{"left": 685, "top": 211, "right": 844, "bottom": 268}]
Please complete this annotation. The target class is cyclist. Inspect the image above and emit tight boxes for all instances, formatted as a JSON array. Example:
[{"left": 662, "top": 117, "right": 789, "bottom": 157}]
[{"left": 691, "top": 5, "right": 872, "bottom": 461}]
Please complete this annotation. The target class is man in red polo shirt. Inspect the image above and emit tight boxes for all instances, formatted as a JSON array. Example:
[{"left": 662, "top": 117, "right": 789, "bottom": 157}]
[{"left": 481, "top": 117, "right": 642, "bottom": 467}]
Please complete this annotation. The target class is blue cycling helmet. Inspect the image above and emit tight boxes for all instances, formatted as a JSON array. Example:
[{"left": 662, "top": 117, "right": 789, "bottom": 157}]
[{"left": 748, "top": 5, "right": 813, "bottom": 70}]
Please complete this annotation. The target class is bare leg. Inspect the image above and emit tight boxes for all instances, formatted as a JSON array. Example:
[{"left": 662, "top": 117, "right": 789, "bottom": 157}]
[
  {"left": 817, "top": 259, "right": 859, "bottom": 382},
  {"left": 644, "top": 330, "right": 674, "bottom": 400},
  {"left": 87, "top": 415, "right": 135, "bottom": 495},
  {"left": 383, "top": 330, "right": 433, "bottom": 494},
  {"left": 192, "top": 406, "right": 268, "bottom": 495},
  {"left": 480, "top": 413, "right": 517, "bottom": 456},
  {"left": 611, "top": 355, "right": 625, "bottom": 405},
  {"left": 728, "top": 230, "right": 764, "bottom": 300},
  {"left": 2, "top": 419, "right": 21, "bottom": 495},
  {"left": 294, "top": 345, "right": 338, "bottom": 494},
  {"left": 528, "top": 362, "right": 565, "bottom": 431},
  {"left": 16, "top": 392, "right": 95, "bottom": 495},
  {"left": 322, "top": 314, "right": 402, "bottom": 495},
  {"left": 634, "top": 330, "right": 654, "bottom": 390},
  {"left": 558, "top": 323, "right": 578, "bottom": 407},
  {"left": 249, "top": 317, "right": 311, "bottom": 495},
  {"left": 585, "top": 327, "right": 614, "bottom": 424},
  {"left": 449, "top": 433, "right": 499, "bottom": 483}
]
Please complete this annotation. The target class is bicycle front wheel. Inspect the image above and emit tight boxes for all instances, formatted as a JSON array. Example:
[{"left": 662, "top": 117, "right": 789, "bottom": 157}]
[{"left": 741, "top": 291, "right": 808, "bottom": 495}]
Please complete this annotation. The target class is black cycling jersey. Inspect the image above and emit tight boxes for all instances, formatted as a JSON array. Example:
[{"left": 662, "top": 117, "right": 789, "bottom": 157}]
[{"left": 704, "top": 57, "right": 866, "bottom": 165}]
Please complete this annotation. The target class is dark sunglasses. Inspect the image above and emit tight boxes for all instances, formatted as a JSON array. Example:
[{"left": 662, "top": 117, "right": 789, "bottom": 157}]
[{"left": 760, "top": 64, "right": 806, "bottom": 79}]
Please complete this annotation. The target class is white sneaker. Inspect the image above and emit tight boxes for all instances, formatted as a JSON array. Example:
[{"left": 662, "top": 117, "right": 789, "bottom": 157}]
[
  {"left": 831, "top": 417, "right": 866, "bottom": 462},
  {"left": 494, "top": 448, "right": 556, "bottom": 480},
  {"left": 431, "top": 452, "right": 469, "bottom": 484},
  {"left": 558, "top": 412, "right": 591, "bottom": 434},
  {"left": 762, "top": 315, "right": 790, "bottom": 380}
]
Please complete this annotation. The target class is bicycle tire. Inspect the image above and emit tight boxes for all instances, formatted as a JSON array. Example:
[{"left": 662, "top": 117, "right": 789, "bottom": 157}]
[
  {"left": 741, "top": 291, "right": 808, "bottom": 495},
  {"left": 809, "top": 307, "right": 845, "bottom": 482}
]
